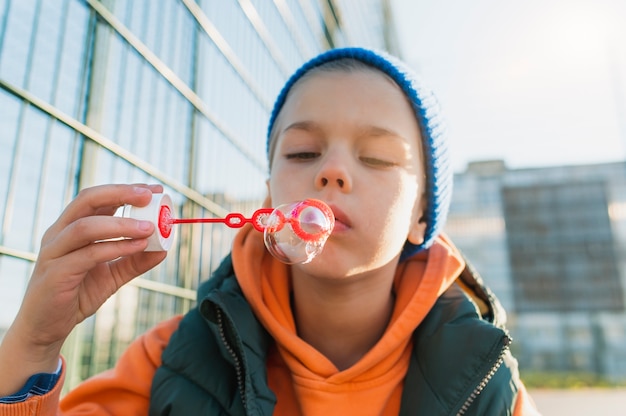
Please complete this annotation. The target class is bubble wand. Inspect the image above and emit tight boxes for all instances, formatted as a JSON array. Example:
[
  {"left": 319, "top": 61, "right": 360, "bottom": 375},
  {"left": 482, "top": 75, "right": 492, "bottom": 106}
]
[{"left": 122, "top": 194, "right": 334, "bottom": 264}]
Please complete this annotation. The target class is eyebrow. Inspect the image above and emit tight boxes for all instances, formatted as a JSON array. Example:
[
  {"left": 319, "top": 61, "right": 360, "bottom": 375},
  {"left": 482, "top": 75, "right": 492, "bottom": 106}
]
[
  {"left": 283, "top": 121, "right": 407, "bottom": 142},
  {"left": 282, "top": 121, "right": 322, "bottom": 135},
  {"left": 357, "top": 125, "right": 405, "bottom": 140}
]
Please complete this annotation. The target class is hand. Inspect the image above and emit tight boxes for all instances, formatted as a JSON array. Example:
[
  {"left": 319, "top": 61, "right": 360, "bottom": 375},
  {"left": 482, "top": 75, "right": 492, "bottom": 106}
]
[{"left": 0, "top": 184, "right": 167, "bottom": 396}]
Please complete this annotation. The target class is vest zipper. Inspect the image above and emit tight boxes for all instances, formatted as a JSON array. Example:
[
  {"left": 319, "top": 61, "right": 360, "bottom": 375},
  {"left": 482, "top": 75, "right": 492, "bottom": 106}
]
[
  {"left": 215, "top": 307, "right": 248, "bottom": 412},
  {"left": 456, "top": 335, "right": 512, "bottom": 416}
]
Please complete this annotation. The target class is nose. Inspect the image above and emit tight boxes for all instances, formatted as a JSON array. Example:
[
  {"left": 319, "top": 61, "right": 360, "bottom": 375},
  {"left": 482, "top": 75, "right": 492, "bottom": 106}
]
[{"left": 315, "top": 154, "right": 352, "bottom": 192}]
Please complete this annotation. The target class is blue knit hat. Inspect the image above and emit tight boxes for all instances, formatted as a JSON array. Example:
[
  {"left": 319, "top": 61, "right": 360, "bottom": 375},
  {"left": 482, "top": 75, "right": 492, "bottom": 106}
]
[{"left": 267, "top": 47, "right": 451, "bottom": 261}]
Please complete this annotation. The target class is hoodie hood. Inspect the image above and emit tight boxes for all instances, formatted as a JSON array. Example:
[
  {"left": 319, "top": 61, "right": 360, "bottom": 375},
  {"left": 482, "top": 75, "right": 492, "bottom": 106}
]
[{"left": 231, "top": 226, "right": 464, "bottom": 414}]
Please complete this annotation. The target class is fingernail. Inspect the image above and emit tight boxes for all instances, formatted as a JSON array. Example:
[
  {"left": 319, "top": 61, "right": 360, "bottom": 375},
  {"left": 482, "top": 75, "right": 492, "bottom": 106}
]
[
  {"left": 137, "top": 220, "right": 152, "bottom": 231},
  {"left": 134, "top": 186, "right": 149, "bottom": 194}
]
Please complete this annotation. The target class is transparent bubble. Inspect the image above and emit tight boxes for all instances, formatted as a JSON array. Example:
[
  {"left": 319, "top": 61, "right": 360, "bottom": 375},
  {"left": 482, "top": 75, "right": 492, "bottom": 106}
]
[{"left": 264, "top": 199, "right": 335, "bottom": 264}]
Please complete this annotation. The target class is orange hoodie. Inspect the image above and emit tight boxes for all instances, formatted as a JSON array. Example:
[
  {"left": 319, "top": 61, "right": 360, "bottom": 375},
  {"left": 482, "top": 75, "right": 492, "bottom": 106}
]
[
  {"left": 0, "top": 229, "right": 539, "bottom": 415},
  {"left": 232, "top": 226, "right": 465, "bottom": 415}
]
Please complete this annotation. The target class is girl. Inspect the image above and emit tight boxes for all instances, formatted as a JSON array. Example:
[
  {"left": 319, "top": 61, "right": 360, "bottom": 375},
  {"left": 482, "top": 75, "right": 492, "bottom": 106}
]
[{"left": 0, "top": 48, "right": 539, "bottom": 415}]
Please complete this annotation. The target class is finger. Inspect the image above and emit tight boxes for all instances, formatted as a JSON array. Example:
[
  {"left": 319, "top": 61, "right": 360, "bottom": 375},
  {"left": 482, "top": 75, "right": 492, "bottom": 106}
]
[
  {"left": 44, "top": 181, "right": 163, "bottom": 245},
  {"left": 75, "top": 250, "right": 167, "bottom": 321},
  {"left": 96, "top": 250, "right": 167, "bottom": 291},
  {"left": 92, "top": 184, "right": 164, "bottom": 216},
  {"left": 31, "top": 240, "right": 166, "bottom": 322},
  {"left": 42, "top": 237, "right": 159, "bottom": 285},
  {"left": 43, "top": 215, "right": 156, "bottom": 260},
  {"left": 115, "top": 250, "right": 167, "bottom": 279},
  {"left": 50, "top": 184, "right": 162, "bottom": 235}
]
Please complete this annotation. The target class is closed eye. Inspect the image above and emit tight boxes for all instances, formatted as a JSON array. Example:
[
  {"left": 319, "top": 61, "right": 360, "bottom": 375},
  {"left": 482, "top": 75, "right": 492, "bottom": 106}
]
[
  {"left": 285, "top": 152, "right": 320, "bottom": 160},
  {"left": 360, "top": 157, "right": 397, "bottom": 168}
]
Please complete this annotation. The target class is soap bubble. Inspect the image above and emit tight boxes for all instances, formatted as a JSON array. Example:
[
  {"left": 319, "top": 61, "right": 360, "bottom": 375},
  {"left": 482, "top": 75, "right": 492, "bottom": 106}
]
[{"left": 264, "top": 199, "right": 335, "bottom": 264}]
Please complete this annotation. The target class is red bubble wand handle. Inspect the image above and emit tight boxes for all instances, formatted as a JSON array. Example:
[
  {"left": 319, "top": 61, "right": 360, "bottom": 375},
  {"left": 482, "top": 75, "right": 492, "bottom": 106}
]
[
  {"left": 125, "top": 195, "right": 334, "bottom": 263},
  {"left": 157, "top": 199, "right": 334, "bottom": 243},
  {"left": 161, "top": 206, "right": 274, "bottom": 234}
]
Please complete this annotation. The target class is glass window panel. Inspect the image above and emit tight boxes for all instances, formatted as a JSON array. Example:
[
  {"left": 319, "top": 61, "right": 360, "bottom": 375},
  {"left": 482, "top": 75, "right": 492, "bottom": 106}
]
[
  {"left": 4, "top": 107, "right": 49, "bottom": 251},
  {"left": 299, "top": 0, "right": 328, "bottom": 47},
  {"left": 146, "top": 77, "right": 168, "bottom": 163},
  {"left": 88, "top": 146, "right": 116, "bottom": 185},
  {"left": 109, "top": 0, "right": 130, "bottom": 26},
  {"left": 126, "top": 65, "right": 157, "bottom": 159},
  {"left": 27, "top": 0, "right": 64, "bottom": 102},
  {"left": 95, "top": 32, "right": 125, "bottom": 141},
  {"left": 286, "top": 0, "right": 323, "bottom": 56},
  {"left": 248, "top": 0, "right": 303, "bottom": 67},
  {"left": 0, "top": 1, "right": 36, "bottom": 87},
  {"left": 158, "top": 90, "right": 192, "bottom": 184},
  {"left": 0, "top": 92, "right": 21, "bottom": 231},
  {"left": 194, "top": 117, "right": 266, "bottom": 200},
  {"left": 195, "top": 39, "right": 268, "bottom": 172},
  {"left": 54, "top": 0, "right": 90, "bottom": 116},
  {"left": 35, "top": 121, "right": 79, "bottom": 242},
  {"left": 0, "top": 256, "right": 31, "bottom": 330},
  {"left": 142, "top": 1, "right": 160, "bottom": 56},
  {"left": 0, "top": 0, "right": 8, "bottom": 31},
  {"left": 114, "top": 0, "right": 196, "bottom": 88},
  {"left": 113, "top": 51, "right": 143, "bottom": 152}
]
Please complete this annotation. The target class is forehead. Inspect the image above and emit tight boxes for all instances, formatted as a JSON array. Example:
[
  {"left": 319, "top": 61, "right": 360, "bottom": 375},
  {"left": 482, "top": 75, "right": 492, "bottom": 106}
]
[
  {"left": 270, "top": 69, "right": 422, "bottom": 158},
  {"left": 287, "top": 66, "right": 410, "bottom": 113},
  {"left": 280, "top": 68, "right": 417, "bottom": 132},
  {"left": 295, "top": 58, "right": 392, "bottom": 83},
  {"left": 292, "top": 60, "right": 401, "bottom": 97}
]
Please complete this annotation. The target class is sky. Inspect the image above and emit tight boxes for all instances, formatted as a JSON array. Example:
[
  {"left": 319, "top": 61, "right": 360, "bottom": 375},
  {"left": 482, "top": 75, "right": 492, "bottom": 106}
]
[{"left": 389, "top": 0, "right": 626, "bottom": 173}]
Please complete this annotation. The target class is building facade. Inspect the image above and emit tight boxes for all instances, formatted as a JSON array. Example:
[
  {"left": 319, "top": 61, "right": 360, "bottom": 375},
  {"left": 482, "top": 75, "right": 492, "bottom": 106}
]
[
  {"left": 0, "top": 0, "right": 397, "bottom": 389},
  {"left": 447, "top": 160, "right": 626, "bottom": 380}
]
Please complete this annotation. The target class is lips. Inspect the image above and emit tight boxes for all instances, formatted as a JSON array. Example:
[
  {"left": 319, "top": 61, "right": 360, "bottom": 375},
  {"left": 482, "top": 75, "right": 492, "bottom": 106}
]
[{"left": 327, "top": 204, "right": 351, "bottom": 231}]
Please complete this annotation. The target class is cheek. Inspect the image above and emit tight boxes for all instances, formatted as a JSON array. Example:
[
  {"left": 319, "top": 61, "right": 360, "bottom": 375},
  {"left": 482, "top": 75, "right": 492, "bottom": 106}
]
[
  {"left": 267, "top": 175, "right": 282, "bottom": 202},
  {"left": 268, "top": 168, "right": 303, "bottom": 204},
  {"left": 385, "top": 178, "right": 421, "bottom": 231},
  {"left": 365, "top": 201, "right": 414, "bottom": 263},
  {"left": 369, "top": 178, "right": 417, "bottom": 230}
]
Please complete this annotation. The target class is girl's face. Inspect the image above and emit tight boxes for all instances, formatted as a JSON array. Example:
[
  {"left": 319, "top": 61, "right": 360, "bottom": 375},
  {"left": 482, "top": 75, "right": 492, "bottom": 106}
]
[{"left": 268, "top": 69, "right": 427, "bottom": 277}]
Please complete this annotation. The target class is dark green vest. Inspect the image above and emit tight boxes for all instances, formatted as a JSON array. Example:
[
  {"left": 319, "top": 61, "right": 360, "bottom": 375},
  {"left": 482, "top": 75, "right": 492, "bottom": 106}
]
[{"left": 150, "top": 255, "right": 521, "bottom": 415}]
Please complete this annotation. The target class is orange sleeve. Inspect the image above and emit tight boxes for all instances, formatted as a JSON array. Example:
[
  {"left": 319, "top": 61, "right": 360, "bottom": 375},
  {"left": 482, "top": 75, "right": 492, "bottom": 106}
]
[
  {"left": 0, "top": 316, "right": 181, "bottom": 416},
  {"left": 59, "top": 315, "right": 182, "bottom": 415},
  {"left": 0, "top": 358, "right": 66, "bottom": 416},
  {"left": 513, "top": 382, "right": 542, "bottom": 416}
]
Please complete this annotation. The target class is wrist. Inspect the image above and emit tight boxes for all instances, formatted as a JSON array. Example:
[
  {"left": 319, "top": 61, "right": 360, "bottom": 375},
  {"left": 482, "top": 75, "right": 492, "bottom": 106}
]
[
  {"left": 0, "top": 358, "right": 63, "bottom": 402},
  {"left": 0, "top": 324, "right": 63, "bottom": 396}
]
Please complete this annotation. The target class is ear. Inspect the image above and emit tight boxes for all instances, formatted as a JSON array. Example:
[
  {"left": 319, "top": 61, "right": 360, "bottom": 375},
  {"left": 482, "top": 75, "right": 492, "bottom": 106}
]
[
  {"left": 407, "top": 196, "right": 427, "bottom": 245},
  {"left": 407, "top": 219, "right": 427, "bottom": 246}
]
